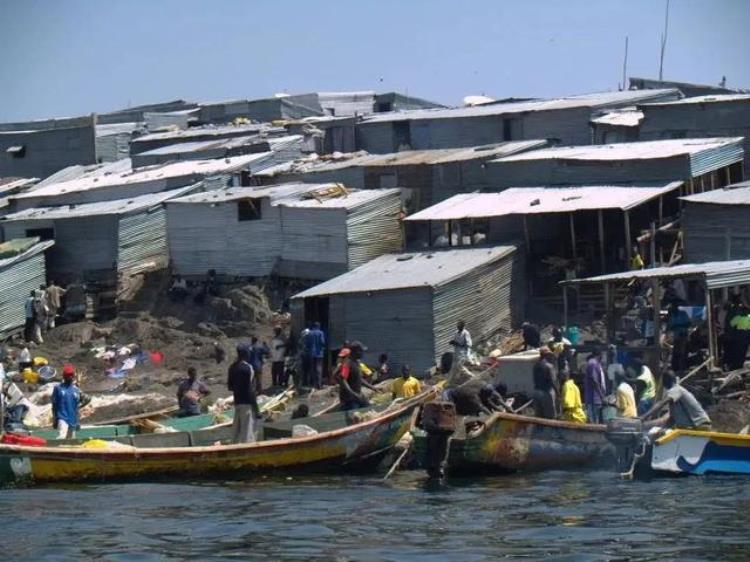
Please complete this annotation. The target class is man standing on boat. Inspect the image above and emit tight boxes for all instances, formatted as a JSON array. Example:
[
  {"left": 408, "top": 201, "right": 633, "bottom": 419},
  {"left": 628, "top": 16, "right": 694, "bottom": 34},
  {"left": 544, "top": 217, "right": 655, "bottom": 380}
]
[
  {"left": 583, "top": 351, "right": 607, "bottom": 424},
  {"left": 640, "top": 371, "right": 711, "bottom": 431},
  {"left": 338, "top": 341, "right": 378, "bottom": 410},
  {"left": 52, "top": 365, "right": 83, "bottom": 439},
  {"left": 228, "top": 344, "right": 261, "bottom": 443}
]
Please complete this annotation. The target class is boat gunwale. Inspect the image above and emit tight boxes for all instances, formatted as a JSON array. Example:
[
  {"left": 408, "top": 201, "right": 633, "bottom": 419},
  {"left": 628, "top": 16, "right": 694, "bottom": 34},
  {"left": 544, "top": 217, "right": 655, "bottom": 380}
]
[
  {"left": 655, "top": 428, "right": 750, "bottom": 445},
  {"left": 449, "top": 411, "right": 607, "bottom": 443},
  {"left": 0, "top": 387, "right": 438, "bottom": 460}
]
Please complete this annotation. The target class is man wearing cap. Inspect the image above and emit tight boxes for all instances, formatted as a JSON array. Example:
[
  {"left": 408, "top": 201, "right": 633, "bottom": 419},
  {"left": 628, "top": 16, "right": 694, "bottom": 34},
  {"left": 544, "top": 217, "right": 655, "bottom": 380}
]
[
  {"left": 227, "top": 344, "right": 261, "bottom": 443},
  {"left": 338, "top": 341, "right": 379, "bottom": 411},
  {"left": 52, "top": 365, "right": 82, "bottom": 439}
]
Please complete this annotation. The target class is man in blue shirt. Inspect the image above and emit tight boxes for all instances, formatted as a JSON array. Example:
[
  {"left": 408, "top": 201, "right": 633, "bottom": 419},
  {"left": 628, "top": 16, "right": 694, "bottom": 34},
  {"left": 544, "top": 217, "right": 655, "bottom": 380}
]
[
  {"left": 304, "top": 322, "right": 326, "bottom": 389},
  {"left": 52, "top": 364, "right": 82, "bottom": 439}
]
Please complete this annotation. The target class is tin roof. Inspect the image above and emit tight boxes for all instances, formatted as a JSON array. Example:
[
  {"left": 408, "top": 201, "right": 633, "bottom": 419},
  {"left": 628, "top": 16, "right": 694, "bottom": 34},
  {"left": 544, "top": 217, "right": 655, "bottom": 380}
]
[
  {"left": 406, "top": 183, "right": 682, "bottom": 221},
  {"left": 131, "top": 123, "right": 269, "bottom": 143},
  {"left": 1, "top": 184, "right": 201, "bottom": 222},
  {"left": 12, "top": 154, "right": 269, "bottom": 200},
  {"left": 562, "top": 259, "right": 750, "bottom": 290},
  {"left": 360, "top": 89, "right": 679, "bottom": 124},
  {"left": 492, "top": 137, "right": 744, "bottom": 163},
  {"left": 0, "top": 239, "right": 55, "bottom": 270},
  {"left": 590, "top": 108, "right": 644, "bottom": 127},
  {"left": 681, "top": 182, "right": 750, "bottom": 205},
  {"left": 641, "top": 94, "right": 750, "bottom": 107},
  {"left": 256, "top": 140, "right": 548, "bottom": 177},
  {"left": 294, "top": 246, "right": 517, "bottom": 298},
  {"left": 168, "top": 183, "right": 398, "bottom": 210}
]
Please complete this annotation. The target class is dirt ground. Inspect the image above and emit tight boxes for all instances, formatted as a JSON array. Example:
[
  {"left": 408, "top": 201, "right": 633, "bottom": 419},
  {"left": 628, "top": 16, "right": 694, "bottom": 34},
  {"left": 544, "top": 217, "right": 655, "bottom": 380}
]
[{"left": 2, "top": 277, "right": 292, "bottom": 420}]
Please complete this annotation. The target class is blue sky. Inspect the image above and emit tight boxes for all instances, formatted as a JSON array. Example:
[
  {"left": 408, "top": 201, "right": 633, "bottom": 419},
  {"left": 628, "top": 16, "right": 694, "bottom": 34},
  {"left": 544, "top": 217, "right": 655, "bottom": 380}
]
[{"left": 1, "top": 0, "right": 748, "bottom": 121}]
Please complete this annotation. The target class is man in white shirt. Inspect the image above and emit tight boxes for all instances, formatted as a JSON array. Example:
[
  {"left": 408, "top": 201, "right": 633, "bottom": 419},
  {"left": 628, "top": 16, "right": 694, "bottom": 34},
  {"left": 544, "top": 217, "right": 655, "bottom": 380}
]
[
  {"left": 450, "top": 321, "right": 473, "bottom": 365},
  {"left": 270, "top": 326, "right": 288, "bottom": 387}
]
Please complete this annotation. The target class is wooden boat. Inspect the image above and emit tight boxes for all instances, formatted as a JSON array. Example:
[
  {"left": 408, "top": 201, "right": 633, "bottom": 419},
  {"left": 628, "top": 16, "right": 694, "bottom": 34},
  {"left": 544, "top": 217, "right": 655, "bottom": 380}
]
[
  {"left": 413, "top": 411, "right": 615, "bottom": 474},
  {"left": 28, "top": 388, "right": 295, "bottom": 441},
  {"left": 0, "top": 388, "right": 437, "bottom": 485}
]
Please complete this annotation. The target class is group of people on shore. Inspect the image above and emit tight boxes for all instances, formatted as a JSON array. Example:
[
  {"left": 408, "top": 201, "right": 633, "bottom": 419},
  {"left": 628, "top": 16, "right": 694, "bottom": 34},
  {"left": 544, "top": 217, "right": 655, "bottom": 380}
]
[
  {"left": 529, "top": 330, "right": 711, "bottom": 431},
  {"left": 23, "top": 281, "right": 68, "bottom": 344}
]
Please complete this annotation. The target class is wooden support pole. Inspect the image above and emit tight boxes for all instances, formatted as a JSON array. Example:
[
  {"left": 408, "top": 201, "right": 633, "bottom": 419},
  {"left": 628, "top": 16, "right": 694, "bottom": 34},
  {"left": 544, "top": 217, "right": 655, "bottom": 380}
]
[
  {"left": 605, "top": 282, "right": 614, "bottom": 344},
  {"left": 711, "top": 170, "right": 717, "bottom": 191},
  {"left": 651, "top": 278, "right": 663, "bottom": 388},
  {"left": 597, "top": 210, "right": 606, "bottom": 274},
  {"left": 705, "top": 286, "right": 716, "bottom": 370},
  {"left": 448, "top": 220, "right": 453, "bottom": 247},
  {"left": 650, "top": 222, "right": 657, "bottom": 268},
  {"left": 624, "top": 210, "right": 632, "bottom": 266},
  {"left": 569, "top": 213, "right": 578, "bottom": 262},
  {"left": 563, "top": 285, "right": 569, "bottom": 331},
  {"left": 523, "top": 215, "right": 531, "bottom": 252},
  {"left": 658, "top": 195, "right": 664, "bottom": 223}
]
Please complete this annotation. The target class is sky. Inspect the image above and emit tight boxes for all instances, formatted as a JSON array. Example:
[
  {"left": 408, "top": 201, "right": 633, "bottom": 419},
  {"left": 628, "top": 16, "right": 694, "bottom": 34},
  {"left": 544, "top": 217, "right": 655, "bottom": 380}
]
[{"left": 0, "top": 0, "right": 748, "bottom": 122}]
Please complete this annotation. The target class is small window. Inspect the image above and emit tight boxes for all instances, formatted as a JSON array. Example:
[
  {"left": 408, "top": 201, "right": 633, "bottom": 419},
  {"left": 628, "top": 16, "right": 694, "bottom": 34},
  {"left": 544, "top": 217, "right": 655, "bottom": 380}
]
[
  {"left": 6, "top": 145, "right": 25, "bottom": 158},
  {"left": 26, "top": 228, "right": 54, "bottom": 241},
  {"left": 377, "top": 102, "right": 392, "bottom": 112},
  {"left": 237, "top": 199, "right": 261, "bottom": 221}
]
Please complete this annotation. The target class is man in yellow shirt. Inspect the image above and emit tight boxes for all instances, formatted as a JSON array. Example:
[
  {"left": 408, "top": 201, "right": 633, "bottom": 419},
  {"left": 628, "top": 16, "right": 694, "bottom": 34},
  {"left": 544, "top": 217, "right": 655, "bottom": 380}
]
[
  {"left": 560, "top": 370, "right": 587, "bottom": 424},
  {"left": 615, "top": 372, "right": 637, "bottom": 418},
  {"left": 391, "top": 366, "right": 422, "bottom": 399}
]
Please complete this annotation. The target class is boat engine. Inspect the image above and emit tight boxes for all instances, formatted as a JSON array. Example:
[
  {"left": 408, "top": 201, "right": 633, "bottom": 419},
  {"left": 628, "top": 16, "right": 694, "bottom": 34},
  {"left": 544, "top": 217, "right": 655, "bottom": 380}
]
[
  {"left": 420, "top": 401, "right": 456, "bottom": 479},
  {"left": 605, "top": 418, "right": 648, "bottom": 479}
]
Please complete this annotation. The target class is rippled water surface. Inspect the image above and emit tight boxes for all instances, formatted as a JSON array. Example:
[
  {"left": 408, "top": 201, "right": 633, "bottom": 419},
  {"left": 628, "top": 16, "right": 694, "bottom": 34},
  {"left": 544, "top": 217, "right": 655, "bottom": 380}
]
[{"left": 2, "top": 470, "right": 749, "bottom": 561}]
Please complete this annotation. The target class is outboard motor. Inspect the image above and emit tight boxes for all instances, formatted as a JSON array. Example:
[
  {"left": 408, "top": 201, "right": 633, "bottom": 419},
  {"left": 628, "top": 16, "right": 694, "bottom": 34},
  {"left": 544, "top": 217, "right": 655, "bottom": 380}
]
[
  {"left": 605, "top": 418, "right": 648, "bottom": 479},
  {"left": 421, "top": 401, "right": 456, "bottom": 479}
]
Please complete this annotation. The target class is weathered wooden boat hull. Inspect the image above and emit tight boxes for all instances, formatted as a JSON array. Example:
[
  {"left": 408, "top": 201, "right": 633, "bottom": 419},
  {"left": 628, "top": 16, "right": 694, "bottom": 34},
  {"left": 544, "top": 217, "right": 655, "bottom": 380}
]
[
  {"left": 414, "top": 412, "right": 615, "bottom": 473},
  {"left": 0, "top": 391, "right": 433, "bottom": 485},
  {"left": 648, "top": 429, "right": 750, "bottom": 476}
]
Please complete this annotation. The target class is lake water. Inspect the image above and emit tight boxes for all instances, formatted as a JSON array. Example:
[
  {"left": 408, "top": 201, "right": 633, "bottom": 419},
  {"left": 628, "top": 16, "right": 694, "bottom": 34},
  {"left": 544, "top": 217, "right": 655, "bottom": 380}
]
[{"left": 2, "top": 470, "right": 748, "bottom": 561}]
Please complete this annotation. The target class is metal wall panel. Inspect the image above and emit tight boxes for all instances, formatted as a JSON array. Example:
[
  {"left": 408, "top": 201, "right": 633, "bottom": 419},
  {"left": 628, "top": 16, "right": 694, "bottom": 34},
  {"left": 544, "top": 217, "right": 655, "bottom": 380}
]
[{"left": 0, "top": 249, "right": 48, "bottom": 337}]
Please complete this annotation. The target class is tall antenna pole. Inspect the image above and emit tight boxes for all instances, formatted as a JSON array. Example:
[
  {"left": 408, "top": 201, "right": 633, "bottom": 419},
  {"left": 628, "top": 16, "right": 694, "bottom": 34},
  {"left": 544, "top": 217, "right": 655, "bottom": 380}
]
[
  {"left": 658, "top": 0, "right": 671, "bottom": 80},
  {"left": 621, "top": 36, "right": 629, "bottom": 90}
]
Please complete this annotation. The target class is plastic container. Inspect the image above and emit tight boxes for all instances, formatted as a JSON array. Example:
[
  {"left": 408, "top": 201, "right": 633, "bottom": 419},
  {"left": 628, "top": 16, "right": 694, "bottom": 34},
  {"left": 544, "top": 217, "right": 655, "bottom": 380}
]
[{"left": 1, "top": 433, "right": 47, "bottom": 447}]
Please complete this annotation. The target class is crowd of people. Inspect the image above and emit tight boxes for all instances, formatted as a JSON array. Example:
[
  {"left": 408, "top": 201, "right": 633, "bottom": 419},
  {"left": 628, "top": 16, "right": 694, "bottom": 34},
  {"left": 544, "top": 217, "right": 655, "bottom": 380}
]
[{"left": 523, "top": 325, "right": 711, "bottom": 431}]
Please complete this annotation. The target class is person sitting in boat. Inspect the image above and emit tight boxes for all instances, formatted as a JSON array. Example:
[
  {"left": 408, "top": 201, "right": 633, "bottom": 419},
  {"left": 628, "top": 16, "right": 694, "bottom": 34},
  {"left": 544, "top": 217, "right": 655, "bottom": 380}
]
[
  {"left": 614, "top": 371, "right": 637, "bottom": 418},
  {"left": 391, "top": 365, "right": 422, "bottom": 400},
  {"left": 560, "top": 369, "right": 587, "bottom": 424},
  {"left": 52, "top": 365, "right": 86, "bottom": 439},
  {"left": 626, "top": 358, "right": 656, "bottom": 415},
  {"left": 177, "top": 367, "right": 211, "bottom": 417},
  {"left": 639, "top": 370, "right": 712, "bottom": 431}
]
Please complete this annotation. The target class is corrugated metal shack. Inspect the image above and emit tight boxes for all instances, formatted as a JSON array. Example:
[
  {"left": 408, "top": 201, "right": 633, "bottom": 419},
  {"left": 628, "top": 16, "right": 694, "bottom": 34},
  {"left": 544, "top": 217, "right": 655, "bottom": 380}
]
[
  {"left": 131, "top": 134, "right": 303, "bottom": 168},
  {"left": 292, "top": 245, "right": 525, "bottom": 373},
  {"left": 374, "top": 92, "right": 446, "bottom": 113},
  {"left": 0, "top": 185, "right": 201, "bottom": 289},
  {"left": 256, "top": 140, "right": 547, "bottom": 212},
  {"left": 318, "top": 92, "right": 376, "bottom": 117},
  {"left": 590, "top": 108, "right": 643, "bottom": 144},
  {"left": 405, "top": 184, "right": 682, "bottom": 296},
  {"left": 682, "top": 181, "right": 750, "bottom": 262},
  {"left": 8, "top": 152, "right": 283, "bottom": 210},
  {"left": 197, "top": 95, "right": 323, "bottom": 125},
  {"left": 96, "top": 99, "right": 198, "bottom": 125},
  {"left": 0, "top": 239, "right": 54, "bottom": 338},
  {"left": 166, "top": 184, "right": 403, "bottom": 280},
  {"left": 355, "top": 89, "right": 680, "bottom": 153},
  {"left": 96, "top": 122, "right": 143, "bottom": 163},
  {"left": 488, "top": 137, "right": 745, "bottom": 190},
  {"left": 629, "top": 76, "right": 745, "bottom": 98},
  {"left": 0, "top": 115, "right": 97, "bottom": 179},
  {"left": 638, "top": 94, "right": 750, "bottom": 176},
  {"left": 129, "top": 123, "right": 271, "bottom": 155}
]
